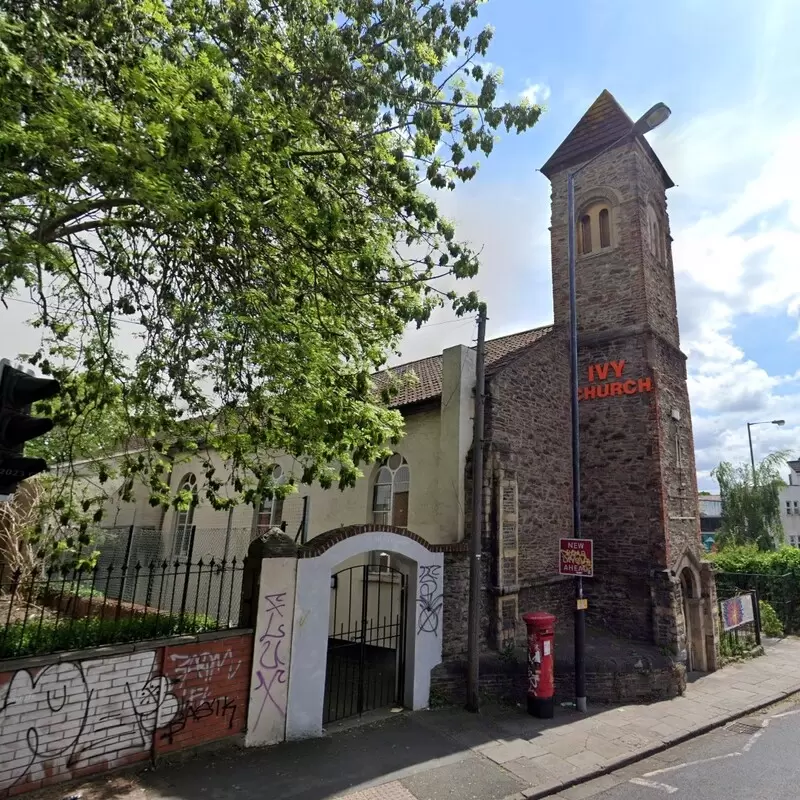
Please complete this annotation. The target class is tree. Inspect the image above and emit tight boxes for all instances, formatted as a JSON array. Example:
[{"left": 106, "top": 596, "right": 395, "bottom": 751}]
[
  {"left": 0, "top": 0, "right": 542, "bottom": 515},
  {"left": 711, "top": 452, "right": 789, "bottom": 551}
]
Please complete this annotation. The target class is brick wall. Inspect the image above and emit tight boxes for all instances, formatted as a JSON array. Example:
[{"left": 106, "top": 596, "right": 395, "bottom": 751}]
[{"left": 0, "top": 631, "right": 252, "bottom": 798}]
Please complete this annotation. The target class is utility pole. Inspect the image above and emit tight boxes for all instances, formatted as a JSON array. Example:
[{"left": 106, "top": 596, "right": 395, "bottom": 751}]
[{"left": 466, "top": 305, "right": 487, "bottom": 713}]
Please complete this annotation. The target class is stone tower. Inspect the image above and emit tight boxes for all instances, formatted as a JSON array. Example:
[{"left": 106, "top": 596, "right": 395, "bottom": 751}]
[{"left": 541, "top": 90, "right": 718, "bottom": 671}]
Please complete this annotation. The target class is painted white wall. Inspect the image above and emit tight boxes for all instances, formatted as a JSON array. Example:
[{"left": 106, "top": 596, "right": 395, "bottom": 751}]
[
  {"left": 438, "top": 345, "right": 476, "bottom": 542},
  {"left": 100, "top": 403, "right": 459, "bottom": 550},
  {"left": 245, "top": 557, "right": 297, "bottom": 747},
  {"left": 286, "top": 532, "right": 443, "bottom": 740},
  {"left": 0, "top": 651, "right": 178, "bottom": 792},
  {"left": 781, "top": 465, "right": 800, "bottom": 545}
]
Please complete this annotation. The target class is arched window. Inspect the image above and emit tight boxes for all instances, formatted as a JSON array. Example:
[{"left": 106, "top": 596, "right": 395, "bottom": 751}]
[
  {"left": 599, "top": 208, "right": 611, "bottom": 248},
  {"left": 371, "top": 453, "right": 410, "bottom": 529},
  {"left": 578, "top": 204, "right": 612, "bottom": 254},
  {"left": 579, "top": 214, "right": 592, "bottom": 255},
  {"left": 647, "top": 206, "right": 663, "bottom": 261},
  {"left": 254, "top": 464, "right": 286, "bottom": 536},
  {"left": 173, "top": 473, "right": 198, "bottom": 558}
]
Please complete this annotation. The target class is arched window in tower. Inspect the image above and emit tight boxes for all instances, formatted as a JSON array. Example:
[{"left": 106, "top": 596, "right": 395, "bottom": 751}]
[
  {"left": 579, "top": 214, "right": 592, "bottom": 255},
  {"left": 371, "top": 453, "right": 410, "bottom": 529},
  {"left": 578, "top": 203, "right": 613, "bottom": 254},
  {"left": 647, "top": 206, "right": 663, "bottom": 261},
  {"left": 254, "top": 464, "right": 286, "bottom": 537},
  {"left": 599, "top": 208, "right": 611, "bottom": 249},
  {"left": 173, "top": 473, "right": 198, "bottom": 558}
]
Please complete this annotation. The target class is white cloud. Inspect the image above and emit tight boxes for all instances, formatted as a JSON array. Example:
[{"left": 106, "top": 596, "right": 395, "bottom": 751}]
[
  {"left": 520, "top": 82, "right": 551, "bottom": 106},
  {"left": 657, "top": 113, "right": 800, "bottom": 488}
]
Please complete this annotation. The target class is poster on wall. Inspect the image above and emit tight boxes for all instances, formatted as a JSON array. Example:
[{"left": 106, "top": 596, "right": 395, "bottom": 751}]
[
  {"left": 720, "top": 594, "right": 755, "bottom": 631},
  {"left": 558, "top": 538, "right": 593, "bottom": 577}
]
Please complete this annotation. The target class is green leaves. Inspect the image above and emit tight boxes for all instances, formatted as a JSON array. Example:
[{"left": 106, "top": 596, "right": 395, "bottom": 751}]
[
  {"left": 712, "top": 451, "right": 790, "bottom": 551},
  {"left": 0, "top": 0, "right": 542, "bottom": 512}
]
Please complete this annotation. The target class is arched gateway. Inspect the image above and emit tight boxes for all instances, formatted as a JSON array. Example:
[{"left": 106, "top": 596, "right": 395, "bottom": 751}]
[{"left": 244, "top": 525, "right": 444, "bottom": 746}]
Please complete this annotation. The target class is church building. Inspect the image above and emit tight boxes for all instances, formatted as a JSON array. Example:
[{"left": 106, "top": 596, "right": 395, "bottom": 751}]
[{"left": 99, "top": 91, "right": 719, "bottom": 737}]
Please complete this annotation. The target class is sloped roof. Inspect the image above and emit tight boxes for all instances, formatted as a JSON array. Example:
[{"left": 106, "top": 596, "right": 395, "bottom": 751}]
[
  {"left": 376, "top": 325, "right": 552, "bottom": 409},
  {"left": 788, "top": 460, "right": 800, "bottom": 475},
  {"left": 540, "top": 89, "right": 674, "bottom": 188}
]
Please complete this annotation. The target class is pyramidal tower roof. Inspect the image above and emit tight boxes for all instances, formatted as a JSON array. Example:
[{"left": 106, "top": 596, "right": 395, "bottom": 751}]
[{"left": 540, "top": 90, "right": 674, "bottom": 188}]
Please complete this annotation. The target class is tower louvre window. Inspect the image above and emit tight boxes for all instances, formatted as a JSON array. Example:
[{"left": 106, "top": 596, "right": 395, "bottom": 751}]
[
  {"left": 578, "top": 204, "right": 612, "bottom": 254},
  {"left": 599, "top": 208, "right": 611, "bottom": 248},
  {"left": 579, "top": 215, "right": 592, "bottom": 254}
]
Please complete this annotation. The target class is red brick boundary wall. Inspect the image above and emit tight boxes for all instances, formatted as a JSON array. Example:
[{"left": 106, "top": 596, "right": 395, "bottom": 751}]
[{"left": 0, "top": 630, "right": 253, "bottom": 798}]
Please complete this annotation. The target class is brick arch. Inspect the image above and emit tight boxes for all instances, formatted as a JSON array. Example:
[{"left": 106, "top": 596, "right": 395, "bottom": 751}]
[{"left": 301, "top": 523, "right": 433, "bottom": 558}]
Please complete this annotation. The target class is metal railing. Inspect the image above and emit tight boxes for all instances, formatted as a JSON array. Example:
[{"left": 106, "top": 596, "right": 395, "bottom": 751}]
[
  {"left": 0, "top": 554, "right": 247, "bottom": 660},
  {"left": 717, "top": 589, "right": 762, "bottom": 658},
  {"left": 715, "top": 571, "right": 796, "bottom": 633}
]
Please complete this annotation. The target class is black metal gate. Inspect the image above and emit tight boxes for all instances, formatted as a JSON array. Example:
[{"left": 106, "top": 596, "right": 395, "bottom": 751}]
[{"left": 324, "top": 563, "right": 408, "bottom": 724}]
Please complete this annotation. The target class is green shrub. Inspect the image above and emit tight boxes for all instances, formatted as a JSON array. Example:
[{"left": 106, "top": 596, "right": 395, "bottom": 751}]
[
  {"left": 759, "top": 600, "right": 784, "bottom": 638},
  {"left": 0, "top": 612, "right": 217, "bottom": 659}
]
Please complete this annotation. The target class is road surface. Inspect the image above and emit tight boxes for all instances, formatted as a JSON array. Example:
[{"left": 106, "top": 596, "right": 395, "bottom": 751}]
[{"left": 551, "top": 696, "right": 800, "bottom": 799}]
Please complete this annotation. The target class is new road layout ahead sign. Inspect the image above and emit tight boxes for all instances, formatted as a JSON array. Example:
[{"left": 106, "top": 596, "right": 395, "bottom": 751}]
[{"left": 559, "top": 538, "right": 594, "bottom": 577}]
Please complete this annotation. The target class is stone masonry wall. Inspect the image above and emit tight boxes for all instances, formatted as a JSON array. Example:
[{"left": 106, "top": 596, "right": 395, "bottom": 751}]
[
  {"left": 576, "top": 331, "right": 664, "bottom": 639},
  {"left": 547, "top": 140, "right": 680, "bottom": 349},
  {"left": 0, "top": 631, "right": 252, "bottom": 798},
  {"left": 650, "top": 334, "right": 703, "bottom": 570},
  {"left": 484, "top": 330, "right": 574, "bottom": 644}
]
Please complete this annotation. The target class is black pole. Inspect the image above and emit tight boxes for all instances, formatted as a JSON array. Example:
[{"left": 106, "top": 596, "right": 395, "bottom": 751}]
[
  {"left": 567, "top": 171, "right": 587, "bottom": 713},
  {"left": 466, "top": 305, "right": 487, "bottom": 713},
  {"left": 179, "top": 524, "right": 197, "bottom": 626}
]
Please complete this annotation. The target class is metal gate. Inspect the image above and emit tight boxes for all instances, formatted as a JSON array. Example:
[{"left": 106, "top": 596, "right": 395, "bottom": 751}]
[{"left": 324, "top": 563, "right": 408, "bottom": 724}]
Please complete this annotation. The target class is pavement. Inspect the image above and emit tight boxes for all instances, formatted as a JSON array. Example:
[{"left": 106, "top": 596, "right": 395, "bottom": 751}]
[{"left": 30, "top": 637, "right": 800, "bottom": 800}]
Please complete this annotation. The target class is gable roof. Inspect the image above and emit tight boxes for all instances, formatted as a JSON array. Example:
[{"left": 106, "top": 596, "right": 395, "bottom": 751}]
[
  {"left": 540, "top": 89, "right": 674, "bottom": 188},
  {"left": 376, "top": 325, "right": 552, "bottom": 409},
  {"left": 789, "top": 460, "right": 800, "bottom": 475}
]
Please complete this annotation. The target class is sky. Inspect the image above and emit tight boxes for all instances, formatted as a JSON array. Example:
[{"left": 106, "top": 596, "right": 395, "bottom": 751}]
[
  {"left": 387, "top": 0, "right": 800, "bottom": 491},
  {"left": 2, "top": 0, "right": 798, "bottom": 491}
]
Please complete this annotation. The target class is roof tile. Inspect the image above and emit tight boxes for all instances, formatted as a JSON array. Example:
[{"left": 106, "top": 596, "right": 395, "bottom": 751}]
[{"left": 375, "top": 325, "right": 552, "bottom": 409}]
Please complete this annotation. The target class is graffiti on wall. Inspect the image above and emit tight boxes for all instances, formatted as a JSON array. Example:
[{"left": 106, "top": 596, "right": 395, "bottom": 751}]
[
  {"left": 417, "top": 564, "right": 443, "bottom": 636},
  {"left": 0, "top": 652, "right": 178, "bottom": 792},
  {"left": 160, "top": 648, "right": 244, "bottom": 743},
  {"left": 253, "top": 591, "right": 289, "bottom": 726}
]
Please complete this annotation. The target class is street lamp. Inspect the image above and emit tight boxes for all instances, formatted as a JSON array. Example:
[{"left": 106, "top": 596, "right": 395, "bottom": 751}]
[
  {"left": 747, "top": 419, "right": 786, "bottom": 483},
  {"left": 566, "top": 101, "right": 671, "bottom": 714}
]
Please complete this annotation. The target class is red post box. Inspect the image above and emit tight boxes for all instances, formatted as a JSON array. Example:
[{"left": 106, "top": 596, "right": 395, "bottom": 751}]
[{"left": 522, "top": 611, "right": 555, "bottom": 718}]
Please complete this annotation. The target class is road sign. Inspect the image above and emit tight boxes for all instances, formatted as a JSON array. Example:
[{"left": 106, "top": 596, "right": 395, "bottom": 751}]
[{"left": 559, "top": 538, "right": 593, "bottom": 577}]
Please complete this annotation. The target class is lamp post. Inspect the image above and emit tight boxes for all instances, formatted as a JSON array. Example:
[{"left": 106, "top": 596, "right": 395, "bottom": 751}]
[
  {"left": 747, "top": 419, "right": 786, "bottom": 484},
  {"left": 566, "top": 101, "right": 671, "bottom": 714}
]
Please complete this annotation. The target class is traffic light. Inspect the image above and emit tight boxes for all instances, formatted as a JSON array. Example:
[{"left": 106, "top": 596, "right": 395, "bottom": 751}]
[{"left": 0, "top": 359, "right": 60, "bottom": 495}]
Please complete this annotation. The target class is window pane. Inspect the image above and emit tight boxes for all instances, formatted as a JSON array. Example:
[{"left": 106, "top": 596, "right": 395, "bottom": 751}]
[
  {"left": 394, "top": 465, "right": 410, "bottom": 493},
  {"left": 273, "top": 495, "right": 284, "bottom": 525},
  {"left": 580, "top": 215, "right": 592, "bottom": 254},
  {"left": 372, "top": 510, "right": 390, "bottom": 526},
  {"left": 599, "top": 208, "right": 610, "bottom": 248},
  {"left": 373, "top": 483, "right": 391, "bottom": 512},
  {"left": 388, "top": 453, "right": 404, "bottom": 470},
  {"left": 392, "top": 491, "right": 409, "bottom": 529}
]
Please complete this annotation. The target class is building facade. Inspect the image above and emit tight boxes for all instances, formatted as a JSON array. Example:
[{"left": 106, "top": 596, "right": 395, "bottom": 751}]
[
  {"left": 92, "top": 91, "right": 717, "bottom": 729},
  {"left": 782, "top": 460, "right": 800, "bottom": 547}
]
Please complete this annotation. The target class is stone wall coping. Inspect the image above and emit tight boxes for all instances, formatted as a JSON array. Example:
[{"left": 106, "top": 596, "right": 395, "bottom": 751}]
[{"left": 0, "top": 627, "right": 254, "bottom": 673}]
